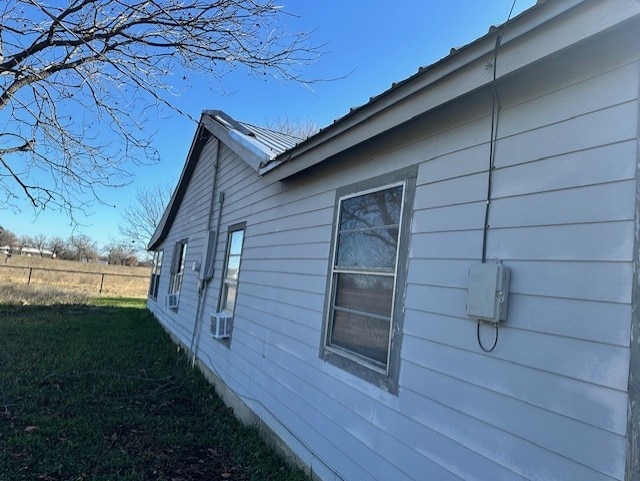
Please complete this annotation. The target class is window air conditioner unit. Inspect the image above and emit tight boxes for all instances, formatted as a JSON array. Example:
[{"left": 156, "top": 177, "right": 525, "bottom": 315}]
[
  {"left": 211, "top": 312, "right": 233, "bottom": 339},
  {"left": 166, "top": 293, "right": 180, "bottom": 309}
]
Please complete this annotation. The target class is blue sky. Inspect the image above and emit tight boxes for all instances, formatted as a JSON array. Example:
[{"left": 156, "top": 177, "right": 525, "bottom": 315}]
[{"left": 4, "top": 0, "right": 535, "bottom": 250}]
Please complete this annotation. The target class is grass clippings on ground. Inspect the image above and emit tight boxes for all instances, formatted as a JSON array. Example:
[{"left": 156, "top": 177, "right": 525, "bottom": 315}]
[{"left": 0, "top": 298, "right": 310, "bottom": 481}]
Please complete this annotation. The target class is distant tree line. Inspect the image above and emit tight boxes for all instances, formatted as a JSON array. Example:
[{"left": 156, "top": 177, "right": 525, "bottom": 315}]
[{"left": 0, "top": 226, "right": 143, "bottom": 266}]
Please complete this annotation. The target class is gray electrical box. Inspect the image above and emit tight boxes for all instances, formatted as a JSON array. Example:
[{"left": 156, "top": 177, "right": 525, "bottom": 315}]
[
  {"left": 466, "top": 263, "right": 510, "bottom": 323},
  {"left": 200, "top": 230, "right": 217, "bottom": 281}
]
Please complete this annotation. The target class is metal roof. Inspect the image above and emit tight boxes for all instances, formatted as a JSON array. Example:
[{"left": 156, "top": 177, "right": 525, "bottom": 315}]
[
  {"left": 239, "top": 122, "right": 302, "bottom": 157},
  {"left": 259, "top": 0, "right": 549, "bottom": 176}
]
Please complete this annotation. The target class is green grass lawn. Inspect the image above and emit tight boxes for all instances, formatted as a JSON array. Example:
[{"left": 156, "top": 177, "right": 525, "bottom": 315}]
[{"left": 0, "top": 297, "right": 310, "bottom": 481}]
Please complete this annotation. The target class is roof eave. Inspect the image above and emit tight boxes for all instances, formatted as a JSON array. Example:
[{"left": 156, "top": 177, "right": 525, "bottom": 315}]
[
  {"left": 148, "top": 111, "right": 297, "bottom": 250},
  {"left": 201, "top": 111, "right": 272, "bottom": 171},
  {"left": 147, "top": 121, "right": 211, "bottom": 251},
  {"left": 260, "top": 0, "right": 635, "bottom": 181}
]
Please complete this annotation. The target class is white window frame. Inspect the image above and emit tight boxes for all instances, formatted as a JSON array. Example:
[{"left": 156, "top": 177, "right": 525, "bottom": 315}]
[
  {"left": 148, "top": 250, "right": 163, "bottom": 300},
  {"left": 218, "top": 224, "right": 246, "bottom": 317},
  {"left": 320, "top": 166, "right": 417, "bottom": 394},
  {"left": 169, "top": 239, "right": 188, "bottom": 295},
  {"left": 325, "top": 182, "right": 405, "bottom": 372}
]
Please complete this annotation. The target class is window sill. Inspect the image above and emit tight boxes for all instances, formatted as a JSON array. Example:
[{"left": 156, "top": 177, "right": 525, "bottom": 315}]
[{"left": 321, "top": 347, "right": 397, "bottom": 395}]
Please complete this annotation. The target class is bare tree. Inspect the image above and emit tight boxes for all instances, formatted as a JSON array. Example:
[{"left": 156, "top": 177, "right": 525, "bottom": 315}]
[
  {"left": 19, "top": 235, "right": 33, "bottom": 249},
  {"left": 0, "top": 0, "right": 319, "bottom": 219},
  {"left": 69, "top": 234, "right": 98, "bottom": 262},
  {"left": 0, "top": 226, "right": 18, "bottom": 247},
  {"left": 32, "top": 233, "right": 48, "bottom": 256},
  {"left": 119, "top": 183, "right": 172, "bottom": 252},
  {"left": 104, "top": 240, "right": 138, "bottom": 266},
  {"left": 265, "top": 114, "right": 319, "bottom": 139},
  {"left": 48, "top": 236, "right": 67, "bottom": 258},
  {"left": 0, "top": 226, "right": 17, "bottom": 261}
]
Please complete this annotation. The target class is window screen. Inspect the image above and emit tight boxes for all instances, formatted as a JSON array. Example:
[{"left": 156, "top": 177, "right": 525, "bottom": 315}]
[{"left": 326, "top": 184, "right": 404, "bottom": 369}]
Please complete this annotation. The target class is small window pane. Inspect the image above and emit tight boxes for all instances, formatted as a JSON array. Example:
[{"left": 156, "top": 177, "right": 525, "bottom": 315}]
[
  {"left": 229, "top": 230, "right": 244, "bottom": 255},
  {"left": 222, "top": 283, "right": 237, "bottom": 313},
  {"left": 155, "top": 251, "right": 163, "bottom": 274},
  {"left": 178, "top": 243, "right": 187, "bottom": 273},
  {"left": 330, "top": 310, "right": 390, "bottom": 364},
  {"left": 226, "top": 255, "right": 241, "bottom": 280},
  {"left": 175, "top": 273, "right": 184, "bottom": 293},
  {"left": 336, "top": 227, "right": 398, "bottom": 269},
  {"left": 334, "top": 273, "right": 394, "bottom": 318},
  {"left": 339, "top": 186, "right": 403, "bottom": 231},
  {"left": 220, "top": 227, "right": 244, "bottom": 317},
  {"left": 169, "top": 242, "right": 187, "bottom": 294}
]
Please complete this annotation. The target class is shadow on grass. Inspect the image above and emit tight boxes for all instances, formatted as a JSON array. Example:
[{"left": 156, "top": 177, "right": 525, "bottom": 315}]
[{"left": 0, "top": 301, "right": 309, "bottom": 481}]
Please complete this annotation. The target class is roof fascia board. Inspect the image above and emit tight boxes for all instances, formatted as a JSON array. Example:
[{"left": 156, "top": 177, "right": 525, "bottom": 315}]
[
  {"left": 147, "top": 122, "right": 211, "bottom": 250},
  {"left": 148, "top": 110, "right": 275, "bottom": 250},
  {"left": 262, "top": 0, "right": 636, "bottom": 180},
  {"left": 201, "top": 113, "right": 269, "bottom": 171}
]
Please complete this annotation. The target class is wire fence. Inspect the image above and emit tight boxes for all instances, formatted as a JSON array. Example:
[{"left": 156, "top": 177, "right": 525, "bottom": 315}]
[{"left": 0, "top": 264, "right": 150, "bottom": 298}]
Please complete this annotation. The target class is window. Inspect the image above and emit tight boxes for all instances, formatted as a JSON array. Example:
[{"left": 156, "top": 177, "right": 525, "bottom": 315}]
[
  {"left": 148, "top": 250, "right": 163, "bottom": 300},
  {"left": 322, "top": 167, "right": 416, "bottom": 394},
  {"left": 169, "top": 239, "right": 188, "bottom": 295},
  {"left": 219, "top": 224, "right": 245, "bottom": 316}
]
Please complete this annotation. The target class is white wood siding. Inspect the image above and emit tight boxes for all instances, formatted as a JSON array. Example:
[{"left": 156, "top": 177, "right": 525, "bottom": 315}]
[
  {"left": 401, "top": 46, "right": 638, "bottom": 480},
  {"left": 148, "top": 23, "right": 639, "bottom": 481},
  {"left": 147, "top": 137, "right": 219, "bottom": 347}
]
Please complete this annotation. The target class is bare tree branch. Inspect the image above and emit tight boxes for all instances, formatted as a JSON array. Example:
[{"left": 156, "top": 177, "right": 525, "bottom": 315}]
[
  {"left": 0, "top": 0, "right": 321, "bottom": 220},
  {"left": 264, "top": 114, "right": 319, "bottom": 139},
  {"left": 119, "top": 183, "right": 171, "bottom": 253}
]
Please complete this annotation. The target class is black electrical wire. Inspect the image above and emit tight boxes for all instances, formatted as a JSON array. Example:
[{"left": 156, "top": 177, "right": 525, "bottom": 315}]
[
  {"left": 481, "top": 33, "right": 502, "bottom": 265},
  {"left": 476, "top": 0, "right": 517, "bottom": 352},
  {"left": 477, "top": 321, "right": 499, "bottom": 352}
]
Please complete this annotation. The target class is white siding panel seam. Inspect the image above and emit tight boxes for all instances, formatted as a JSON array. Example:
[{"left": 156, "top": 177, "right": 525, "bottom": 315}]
[
  {"left": 248, "top": 219, "right": 333, "bottom": 236},
  {"left": 243, "top": 249, "right": 329, "bottom": 260},
  {"left": 412, "top": 210, "right": 635, "bottom": 234},
  {"left": 485, "top": 219, "right": 633, "bottom": 230},
  {"left": 497, "top": 322, "right": 630, "bottom": 351},
  {"left": 417, "top": 151, "right": 635, "bottom": 194},
  {"left": 234, "top": 302, "right": 624, "bottom": 474},
  {"left": 404, "top": 334, "right": 628, "bottom": 391},
  {"left": 497, "top": 59, "right": 639, "bottom": 124},
  {"left": 196, "top": 353, "right": 356, "bottom": 477},
  {"left": 404, "top": 305, "right": 630, "bottom": 348},
  {"left": 240, "top": 291, "right": 323, "bottom": 317},
  {"left": 247, "top": 234, "right": 331, "bottom": 248},
  {"left": 234, "top": 189, "right": 333, "bottom": 220},
  {"left": 494, "top": 103, "right": 638, "bottom": 169},
  {"left": 234, "top": 320, "right": 319, "bottom": 351},
  {"left": 205, "top": 337, "right": 437, "bottom": 481},
  {"left": 240, "top": 279, "right": 324, "bottom": 298},
  {"left": 398, "top": 384, "right": 624, "bottom": 481},
  {"left": 400, "top": 343, "right": 628, "bottom": 434},
  {"left": 228, "top": 342, "right": 484, "bottom": 480},
  {"left": 485, "top": 258, "right": 633, "bottom": 266},
  {"left": 409, "top": 273, "right": 632, "bottom": 299},
  {"left": 225, "top": 318, "right": 472, "bottom": 479},
  {"left": 409, "top": 223, "right": 634, "bottom": 251},
  {"left": 401, "top": 357, "right": 626, "bottom": 435},
  {"left": 408, "top": 263, "right": 631, "bottom": 303},
  {"left": 242, "top": 267, "right": 326, "bottom": 279},
  {"left": 490, "top": 163, "right": 636, "bottom": 196},
  {"left": 229, "top": 326, "right": 318, "bottom": 371},
  {"left": 498, "top": 97, "right": 639, "bottom": 141}
]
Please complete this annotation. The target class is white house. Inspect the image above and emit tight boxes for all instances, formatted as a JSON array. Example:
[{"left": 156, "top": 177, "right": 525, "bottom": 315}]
[
  {"left": 147, "top": 1, "right": 640, "bottom": 480},
  {"left": 19, "top": 246, "right": 54, "bottom": 258}
]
